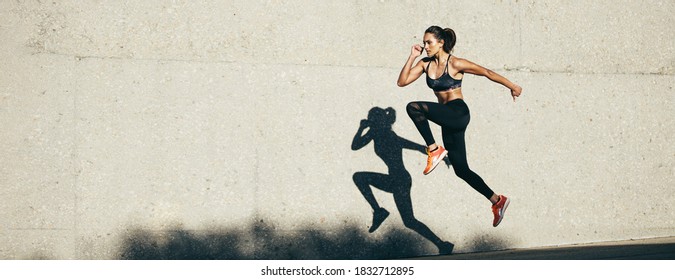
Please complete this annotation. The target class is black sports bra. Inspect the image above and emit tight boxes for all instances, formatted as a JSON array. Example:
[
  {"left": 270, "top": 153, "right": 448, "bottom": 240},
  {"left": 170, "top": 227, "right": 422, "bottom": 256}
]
[{"left": 425, "top": 55, "right": 462, "bottom": 92}]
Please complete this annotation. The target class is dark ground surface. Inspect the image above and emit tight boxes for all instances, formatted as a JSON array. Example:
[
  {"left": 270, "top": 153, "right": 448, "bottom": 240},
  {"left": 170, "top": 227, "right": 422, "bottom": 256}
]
[{"left": 411, "top": 236, "right": 675, "bottom": 260}]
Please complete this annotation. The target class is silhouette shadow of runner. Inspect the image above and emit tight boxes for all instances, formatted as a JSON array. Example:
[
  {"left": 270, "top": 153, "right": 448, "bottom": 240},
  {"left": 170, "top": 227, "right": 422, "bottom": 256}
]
[{"left": 352, "top": 107, "right": 454, "bottom": 255}]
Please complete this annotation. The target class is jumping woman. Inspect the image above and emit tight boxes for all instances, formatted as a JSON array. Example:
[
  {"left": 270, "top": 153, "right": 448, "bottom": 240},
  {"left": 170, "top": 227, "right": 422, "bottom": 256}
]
[{"left": 397, "top": 26, "right": 522, "bottom": 227}]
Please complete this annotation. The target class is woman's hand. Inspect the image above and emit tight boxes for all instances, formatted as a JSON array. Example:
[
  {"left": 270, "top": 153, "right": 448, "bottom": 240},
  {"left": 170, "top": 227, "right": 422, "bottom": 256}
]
[
  {"left": 410, "top": 44, "right": 423, "bottom": 58},
  {"left": 511, "top": 84, "right": 522, "bottom": 102}
]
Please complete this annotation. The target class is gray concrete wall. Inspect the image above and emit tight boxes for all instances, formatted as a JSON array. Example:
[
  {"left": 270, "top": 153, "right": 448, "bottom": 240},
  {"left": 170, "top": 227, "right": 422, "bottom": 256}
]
[{"left": 1, "top": 0, "right": 673, "bottom": 259}]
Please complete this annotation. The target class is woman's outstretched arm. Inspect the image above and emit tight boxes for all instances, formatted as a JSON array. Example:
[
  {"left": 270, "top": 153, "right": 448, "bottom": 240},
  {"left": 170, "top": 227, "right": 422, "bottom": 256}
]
[{"left": 453, "top": 58, "right": 523, "bottom": 102}]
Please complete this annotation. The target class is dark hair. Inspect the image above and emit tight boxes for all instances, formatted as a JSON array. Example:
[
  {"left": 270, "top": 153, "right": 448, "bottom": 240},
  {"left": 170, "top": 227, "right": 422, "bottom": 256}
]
[{"left": 425, "top": 26, "right": 456, "bottom": 53}]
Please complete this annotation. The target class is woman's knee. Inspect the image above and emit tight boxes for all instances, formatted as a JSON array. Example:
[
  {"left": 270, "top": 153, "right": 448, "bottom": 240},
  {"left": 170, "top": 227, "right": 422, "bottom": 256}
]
[
  {"left": 453, "top": 166, "right": 473, "bottom": 180},
  {"left": 406, "top": 102, "right": 421, "bottom": 115}
]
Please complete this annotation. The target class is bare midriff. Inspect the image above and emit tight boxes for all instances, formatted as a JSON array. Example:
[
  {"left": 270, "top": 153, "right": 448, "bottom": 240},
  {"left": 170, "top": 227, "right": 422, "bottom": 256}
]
[{"left": 434, "top": 87, "right": 464, "bottom": 104}]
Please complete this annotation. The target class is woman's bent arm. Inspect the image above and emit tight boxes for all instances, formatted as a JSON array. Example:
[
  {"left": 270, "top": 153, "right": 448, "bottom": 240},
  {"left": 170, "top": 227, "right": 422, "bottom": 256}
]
[{"left": 397, "top": 45, "right": 426, "bottom": 87}]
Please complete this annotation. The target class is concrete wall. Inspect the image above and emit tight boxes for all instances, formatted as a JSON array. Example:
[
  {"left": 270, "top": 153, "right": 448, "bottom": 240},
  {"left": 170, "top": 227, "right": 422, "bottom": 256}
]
[{"left": 1, "top": 0, "right": 673, "bottom": 259}]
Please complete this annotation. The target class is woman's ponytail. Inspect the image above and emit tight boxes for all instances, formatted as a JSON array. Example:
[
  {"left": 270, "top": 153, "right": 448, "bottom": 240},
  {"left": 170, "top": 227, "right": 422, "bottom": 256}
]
[
  {"left": 425, "top": 26, "right": 457, "bottom": 53},
  {"left": 443, "top": 28, "right": 456, "bottom": 53}
]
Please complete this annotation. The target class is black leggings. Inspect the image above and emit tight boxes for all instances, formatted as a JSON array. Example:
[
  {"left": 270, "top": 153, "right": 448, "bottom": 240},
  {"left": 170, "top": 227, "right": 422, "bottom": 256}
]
[{"left": 406, "top": 99, "right": 495, "bottom": 199}]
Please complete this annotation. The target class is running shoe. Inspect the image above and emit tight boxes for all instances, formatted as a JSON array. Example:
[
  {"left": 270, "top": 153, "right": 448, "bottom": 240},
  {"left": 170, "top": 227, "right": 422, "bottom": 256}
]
[
  {"left": 423, "top": 146, "right": 448, "bottom": 175},
  {"left": 369, "top": 208, "right": 389, "bottom": 233},
  {"left": 491, "top": 195, "right": 510, "bottom": 227}
]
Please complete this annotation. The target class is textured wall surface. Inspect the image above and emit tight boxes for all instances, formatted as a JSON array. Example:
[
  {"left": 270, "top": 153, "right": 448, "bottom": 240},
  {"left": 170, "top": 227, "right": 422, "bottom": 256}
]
[{"left": 1, "top": 0, "right": 673, "bottom": 259}]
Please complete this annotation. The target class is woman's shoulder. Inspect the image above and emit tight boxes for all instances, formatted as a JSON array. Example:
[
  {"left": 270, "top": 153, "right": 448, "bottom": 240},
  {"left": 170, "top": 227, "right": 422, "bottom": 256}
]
[
  {"left": 450, "top": 55, "right": 466, "bottom": 65},
  {"left": 418, "top": 57, "right": 433, "bottom": 72},
  {"left": 450, "top": 56, "right": 473, "bottom": 70}
]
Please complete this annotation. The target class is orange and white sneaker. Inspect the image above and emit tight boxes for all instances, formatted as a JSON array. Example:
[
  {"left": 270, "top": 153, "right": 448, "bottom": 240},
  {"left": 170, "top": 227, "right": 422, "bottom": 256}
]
[
  {"left": 423, "top": 146, "right": 448, "bottom": 175},
  {"left": 491, "top": 195, "right": 510, "bottom": 227}
]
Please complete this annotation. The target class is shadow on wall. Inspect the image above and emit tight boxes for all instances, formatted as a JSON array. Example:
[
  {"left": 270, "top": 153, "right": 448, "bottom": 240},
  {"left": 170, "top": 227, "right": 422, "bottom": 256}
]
[
  {"left": 117, "top": 220, "right": 431, "bottom": 260},
  {"left": 116, "top": 106, "right": 512, "bottom": 260},
  {"left": 351, "top": 107, "right": 455, "bottom": 254}
]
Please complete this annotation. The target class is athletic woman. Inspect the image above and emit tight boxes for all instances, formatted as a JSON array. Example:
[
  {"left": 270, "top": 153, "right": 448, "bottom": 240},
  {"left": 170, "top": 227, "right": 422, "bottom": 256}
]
[{"left": 397, "top": 26, "right": 522, "bottom": 227}]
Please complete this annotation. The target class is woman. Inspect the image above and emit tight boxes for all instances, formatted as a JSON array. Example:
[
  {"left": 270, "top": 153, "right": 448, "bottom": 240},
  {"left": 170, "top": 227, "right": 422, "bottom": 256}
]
[{"left": 396, "top": 26, "right": 522, "bottom": 227}]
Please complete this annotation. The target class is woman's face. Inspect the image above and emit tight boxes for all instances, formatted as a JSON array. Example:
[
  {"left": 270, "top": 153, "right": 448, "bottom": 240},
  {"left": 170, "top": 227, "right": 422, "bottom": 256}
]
[{"left": 423, "top": 32, "right": 443, "bottom": 57}]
